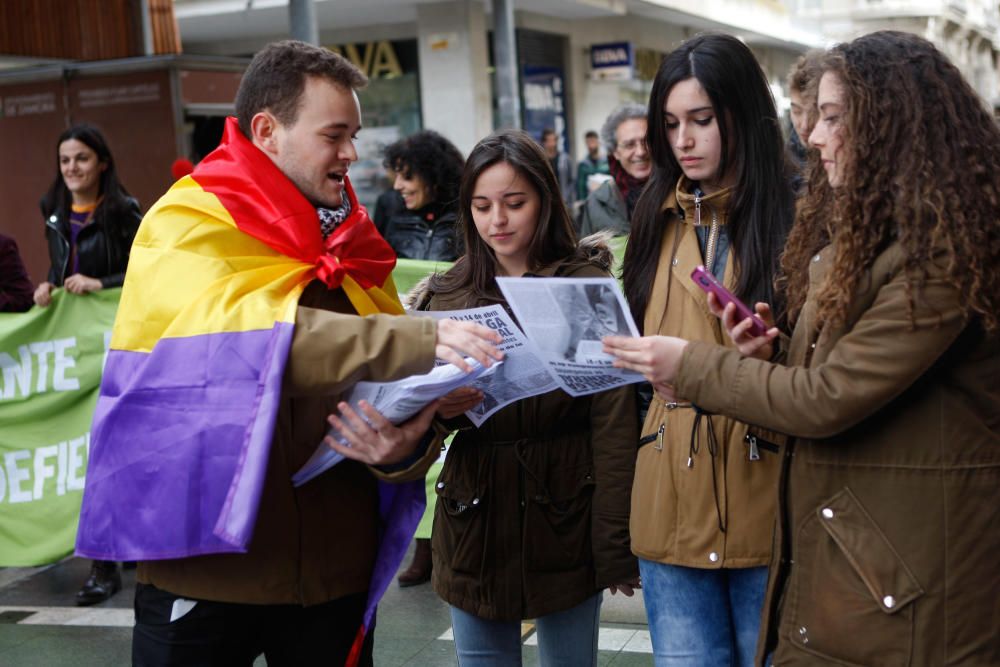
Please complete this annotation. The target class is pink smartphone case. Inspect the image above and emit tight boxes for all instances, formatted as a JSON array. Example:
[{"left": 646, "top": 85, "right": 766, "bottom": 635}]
[{"left": 690, "top": 265, "right": 768, "bottom": 337}]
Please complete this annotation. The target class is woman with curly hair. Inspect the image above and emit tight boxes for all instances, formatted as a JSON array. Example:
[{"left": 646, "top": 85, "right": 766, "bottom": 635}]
[
  {"left": 605, "top": 30, "right": 1000, "bottom": 665},
  {"left": 381, "top": 129, "right": 464, "bottom": 261}
]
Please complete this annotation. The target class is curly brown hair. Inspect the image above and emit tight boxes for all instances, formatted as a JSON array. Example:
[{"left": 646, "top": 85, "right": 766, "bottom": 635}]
[{"left": 780, "top": 31, "right": 1000, "bottom": 332}]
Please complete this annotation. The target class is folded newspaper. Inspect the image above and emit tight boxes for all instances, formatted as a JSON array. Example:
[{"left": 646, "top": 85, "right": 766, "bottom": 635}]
[
  {"left": 293, "top": 277, "right": 643, "bottom": 485},
  {"left": 496, "top": 276, "right": 644, "bottom": 396},
  {"left": 292, "top": 357, "right": 500, "bottom": 486}
]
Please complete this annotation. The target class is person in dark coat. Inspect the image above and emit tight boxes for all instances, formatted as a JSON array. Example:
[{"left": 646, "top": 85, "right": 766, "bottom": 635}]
[
  {"left": 33, "top": 124, "right": 141, "bottom": 309},
  {"left": 0, "top": 233, "right": 34, "bottom": 313},
  {"left": 420, "top": 129, "right": 639, "bottom": 666},
  {"left": 578, "top": 103, "right": 651, "bottom": 237},
  {"left": 381, "top": 130, "right": 464, "bottom": 262},
  {"left": 33, "top": 123, "right": 142, "bottom": 606}
]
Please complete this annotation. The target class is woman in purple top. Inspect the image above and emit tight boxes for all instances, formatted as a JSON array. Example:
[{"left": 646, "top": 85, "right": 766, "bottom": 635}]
[
  {"left": 33, "top": 124, "right": 142, "bottom": 607},
  {"left": 33, "top": 124, "right": 141, "bottom": 308}
]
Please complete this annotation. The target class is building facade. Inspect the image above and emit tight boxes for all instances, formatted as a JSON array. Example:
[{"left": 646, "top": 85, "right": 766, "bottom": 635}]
[
  {"left": 172, "top": 0, "right": 825, "bottom": 195},
  {"left": 795, "top": 0, "right": 1000, "bottom": 106}
]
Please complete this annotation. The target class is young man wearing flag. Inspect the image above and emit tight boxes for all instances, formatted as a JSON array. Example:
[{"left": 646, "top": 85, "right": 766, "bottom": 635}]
[{"left": 75, "top": 40, "right": 500, "bottom": 666}]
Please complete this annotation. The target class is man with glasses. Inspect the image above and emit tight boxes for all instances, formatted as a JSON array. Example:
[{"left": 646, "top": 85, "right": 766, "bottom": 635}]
[{"left": 578, "top": 103, "right": 651, "bottom": 236}]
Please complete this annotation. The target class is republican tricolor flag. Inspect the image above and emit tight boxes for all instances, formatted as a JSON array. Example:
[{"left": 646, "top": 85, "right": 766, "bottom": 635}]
[{"left": 76, "top": 118, "right": 422, "bottom": 666}]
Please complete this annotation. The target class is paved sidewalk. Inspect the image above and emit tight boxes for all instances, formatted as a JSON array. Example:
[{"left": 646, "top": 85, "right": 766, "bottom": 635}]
[{"left": 0, "top": 551, "right": 652, "bottom": 666}]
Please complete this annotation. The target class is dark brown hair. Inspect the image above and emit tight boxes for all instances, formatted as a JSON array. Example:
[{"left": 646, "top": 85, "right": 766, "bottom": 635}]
[
  {"left": 786, "top": 49, "right": 824, "bottom": 96},
  {"left": 622, "top": 32, "right": 795, "bottom": 330},
  {"left": 41, "top": 124, "right": 134, "bottom": 230},
  {"left": 234, "top": 40, "right": 367, "bottom": 138},
  {"left": 781, "top": 31, "right": 1000, "bottom": 332},
  {"left": 429, "top": 129, "right": 579, "bottom": 304}
]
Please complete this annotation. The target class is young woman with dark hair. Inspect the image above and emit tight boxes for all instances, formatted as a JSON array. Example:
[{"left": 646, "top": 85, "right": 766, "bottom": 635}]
[
  {"left": 33, "top": 124, "right": 142, "bottom": 605},
  {"left": 33, "top": 124, "right": 141, "bottom": 308},
  {"left": 617, "top": 32, "right": 796, "bottom": 665},
  {"left": 381, "top": 129, "right": 465, "bottom": 261},
  {"left": 415, "top": 129, "right": 639, "bottom": 666},
  {"left": 606, "top": 31, "right": 1000, "bottom": 665}
]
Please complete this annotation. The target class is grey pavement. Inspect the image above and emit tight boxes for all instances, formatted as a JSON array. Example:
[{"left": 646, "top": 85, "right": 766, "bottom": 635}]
[{"left": 0, "top": 547, "right": 652, "bottom": 666}]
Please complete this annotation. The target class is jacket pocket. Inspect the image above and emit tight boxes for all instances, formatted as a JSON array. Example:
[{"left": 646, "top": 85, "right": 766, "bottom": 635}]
[
  {"left": 783, "top": 487, "right": 924, "bottom": 666},
  {"left": 432, "top": 478, "right": 487, "bottom": 576},
  {"left": 524, "top": 464, "right": 595, "bottom": 573}
]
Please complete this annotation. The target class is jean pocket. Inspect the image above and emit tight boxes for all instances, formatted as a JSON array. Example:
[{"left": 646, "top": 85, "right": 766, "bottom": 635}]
[{"left": 784, "top": 487, "right": 924, "bottom": 666}]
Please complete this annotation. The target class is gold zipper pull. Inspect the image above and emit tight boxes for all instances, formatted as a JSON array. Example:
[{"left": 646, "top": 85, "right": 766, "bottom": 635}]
[{"left": 654, "top": 423, "right": 665, "bottom": 451}]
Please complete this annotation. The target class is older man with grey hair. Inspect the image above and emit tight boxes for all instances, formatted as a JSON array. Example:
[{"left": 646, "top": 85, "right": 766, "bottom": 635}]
[{"left": 578, "top": 102, "right": 651, "bottom": 236}]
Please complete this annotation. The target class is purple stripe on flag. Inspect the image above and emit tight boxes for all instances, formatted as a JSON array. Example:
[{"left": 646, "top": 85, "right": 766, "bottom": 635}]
[
  {"left": 75, "top": 324, "right": 294, "bottom": 561},
  {"left": 363, "top": 479, "right": 426, "bottom": 630}
]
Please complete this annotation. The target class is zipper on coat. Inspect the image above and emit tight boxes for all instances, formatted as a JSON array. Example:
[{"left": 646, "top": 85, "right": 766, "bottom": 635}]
[
  {"left": 694, "top": 192, "right": 701, "bottom": 226},
  {"left": 47, "top": 214, "right": 71, "bottom": 283},
  {"left": 654, "top": 423, "right": 665, "bottom": 451},
  {"left": 746, "top": 434, "right": 760, "bottom": 461},
  {"left": 704, "top": 207, "right": 720, "bottom": 272}
]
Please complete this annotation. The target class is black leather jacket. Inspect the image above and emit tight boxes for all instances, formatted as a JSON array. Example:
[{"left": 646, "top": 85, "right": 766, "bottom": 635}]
[
  {"left": 44, "top": 198, "right": 142, "bottom": 287},
  {"left": 382, "top": 207, "right": 461, "bottom": 262}
]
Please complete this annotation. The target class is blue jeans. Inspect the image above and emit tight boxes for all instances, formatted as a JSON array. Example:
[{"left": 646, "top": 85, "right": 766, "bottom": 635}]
[
  {"left": 639, "top": 559, "right": 768, "bottom": 667},
  {"left": 449, "top": 592, "right": 602, "bottom": 666}
]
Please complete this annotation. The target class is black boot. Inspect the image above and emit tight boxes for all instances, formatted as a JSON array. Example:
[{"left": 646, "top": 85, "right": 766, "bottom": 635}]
[
  {"left": 75, "top": 560, "right": 121, "bottom": 606},
  {"left": 397, "top": 538, "right": 432, "bottom": 587}
]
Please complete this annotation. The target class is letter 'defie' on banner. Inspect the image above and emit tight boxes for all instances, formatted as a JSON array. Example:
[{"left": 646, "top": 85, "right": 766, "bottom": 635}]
[{"left": 0, "top": 289, "right": 117, "bottom": 566}]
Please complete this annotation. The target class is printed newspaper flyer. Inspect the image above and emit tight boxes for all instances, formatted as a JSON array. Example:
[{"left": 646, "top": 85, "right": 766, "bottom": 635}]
[
  {"left": 423, "top": 305, "right": 559, "bottom": 426},
  {"left": 496, "top": 276, "right": 644, "bottom": 396},
  {"left": 294, "top": 280, "right": 642, "bottom": 484},
  {"left": 293, "top": 357, "right": 499, "bottom": 486}
]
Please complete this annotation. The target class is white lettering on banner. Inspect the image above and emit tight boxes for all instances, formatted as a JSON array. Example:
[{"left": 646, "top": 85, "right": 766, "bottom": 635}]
[
  {"left": 53, "top": 338, "right": 80, "bottom": 391},
  {"left": 0, "top": 434, "right": 89, "bottom": 503},
  {"left": 4, "top": 450, "right": 31, "bottom": 503},
  {"left": 33, "top": 445, "right": 57, "bottom": 500},
  {"left": 0, "top": 336, "right": 81, "bottom": 400},
  {"left": 67, "top": 436, "right": 87, "bottom": 492},
  {"left": 28, "top": 341, "right": 53, "bottom": 394}
]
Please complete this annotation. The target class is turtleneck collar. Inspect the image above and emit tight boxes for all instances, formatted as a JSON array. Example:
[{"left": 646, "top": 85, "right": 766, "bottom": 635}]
[{"left": 673, "top": 175, "right": 733, "bottom": 226}]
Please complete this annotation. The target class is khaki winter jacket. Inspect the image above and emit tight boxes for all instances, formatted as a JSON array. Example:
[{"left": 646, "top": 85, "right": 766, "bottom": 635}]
[
  {"left": 630, "top": 179, "right": 782, "bottom": 570},
  {"left": 674, "top": 242, "right": 1000, "bottom": 665}
]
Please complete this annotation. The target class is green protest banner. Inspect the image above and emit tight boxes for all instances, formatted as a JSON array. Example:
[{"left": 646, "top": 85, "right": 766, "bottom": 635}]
[
  {"left": 0, "top": 289, "right": 118, "bottom": 566},
  {"left": 0, "top": 239, "right": 624, "bottom": 566}
]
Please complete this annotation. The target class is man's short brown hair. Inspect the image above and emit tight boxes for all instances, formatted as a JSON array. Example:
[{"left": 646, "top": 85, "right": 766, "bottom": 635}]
[
  {"left": 235, "top": 40, "right": 367, "bottom": 138},
  {"left": 786, "top": 48, "right": 824, "bottom": 96}
]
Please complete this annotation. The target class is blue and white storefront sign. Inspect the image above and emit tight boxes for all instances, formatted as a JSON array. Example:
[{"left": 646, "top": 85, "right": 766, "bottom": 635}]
[{"left": 590, "top": 42, "right": 633, "bottom": 81}]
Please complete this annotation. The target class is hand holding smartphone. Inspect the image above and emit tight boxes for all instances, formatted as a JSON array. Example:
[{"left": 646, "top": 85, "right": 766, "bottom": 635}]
[{"left": 690, "top": 265, "right": 769, "bottom": 337}]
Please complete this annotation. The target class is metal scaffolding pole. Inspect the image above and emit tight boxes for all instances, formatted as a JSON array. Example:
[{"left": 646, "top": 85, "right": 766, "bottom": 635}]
[
  {"left": 492, "top": 0, "right": 521, "bottom": 129},
  {"left": 289, "top": 0, "right": 319, "bottom": 45}
]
